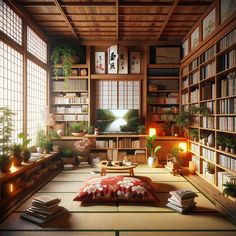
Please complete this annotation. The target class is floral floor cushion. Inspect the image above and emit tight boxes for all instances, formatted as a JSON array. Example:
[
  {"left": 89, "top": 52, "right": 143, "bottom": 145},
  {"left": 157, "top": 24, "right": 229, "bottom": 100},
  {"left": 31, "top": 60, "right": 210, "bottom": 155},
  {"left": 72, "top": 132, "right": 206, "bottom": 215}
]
[{"left": 74, "top": 175, "right": 158, "bottom": 203}]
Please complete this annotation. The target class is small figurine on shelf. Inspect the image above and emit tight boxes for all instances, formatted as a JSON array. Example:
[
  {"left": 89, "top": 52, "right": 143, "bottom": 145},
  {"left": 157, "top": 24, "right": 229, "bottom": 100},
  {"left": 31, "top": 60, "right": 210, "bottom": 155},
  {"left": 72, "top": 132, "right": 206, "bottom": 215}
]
[{"left": 107, "top": 160, "right": 113, "bottom": 166}]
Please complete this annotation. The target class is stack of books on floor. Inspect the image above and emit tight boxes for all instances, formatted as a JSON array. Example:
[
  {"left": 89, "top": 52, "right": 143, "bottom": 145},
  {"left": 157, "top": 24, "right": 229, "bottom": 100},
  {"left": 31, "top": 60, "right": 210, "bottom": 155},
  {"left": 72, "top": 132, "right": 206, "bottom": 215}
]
[
  {"left": 166, "top": 190, "right": 198, "bottom": 214},
  {"left": 20, "top": 195, "right": 68, "bottom": 226}
]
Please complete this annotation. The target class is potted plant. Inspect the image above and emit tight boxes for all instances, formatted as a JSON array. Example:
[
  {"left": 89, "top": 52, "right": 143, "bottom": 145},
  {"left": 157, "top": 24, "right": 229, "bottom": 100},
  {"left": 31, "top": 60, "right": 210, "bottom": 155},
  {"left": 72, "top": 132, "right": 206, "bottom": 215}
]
[
  {"left": 18, "top": 132, "right": 31, "bottom": 162},
  {"left": 223, "top": 181, "right": 236, "bottom": 198},
  {"left": 35, "top": 128, "right": 47, "bottom": 153},
  {"left": 51, "top": 43, "right": 84, "bottom": 78},
  {"left": 0, "top": 107, "right": 14, "bottom": 172},
  {"left": 205, "top": 163, "right": 215, "bottom": 175},
  {"left": 226, "top": 138, "right": 236, "bottom": 154},
  {"left": 69, "top": 121, "right": 87, "bottom": 136},
  {"left": 165, "top": 147, "right": 184, "bottom": 174},
  {"left": 48, "top": 130, "right": 60, "bottom": 152},
  {"left": 137, "top": 125, "right": 145, "bottom": 134},
  {"left": 189, "top": 129, "right": 199, "bottom": 142},
  {"left": 88, "top": 125, "right": 95, "bottom": 135},
  {"left": 10, "top": 143, "right": 22, "bottom": 166},
  {"left": 216, "top": 136, "right": 226, "bottom": 151},
  {"left": 61, "top": 148, "right": 76, "bottom": 165},
  {"left": 224, "top": 137, "right": 231, "bottom": 153},
  {"left": 146, "top": 135, "right": 162, "bottom": 168}
]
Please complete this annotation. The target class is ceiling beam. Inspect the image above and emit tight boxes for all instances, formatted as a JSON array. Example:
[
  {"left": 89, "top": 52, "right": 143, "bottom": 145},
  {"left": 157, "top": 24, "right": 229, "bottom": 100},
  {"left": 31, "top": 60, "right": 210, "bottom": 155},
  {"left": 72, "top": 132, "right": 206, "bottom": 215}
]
[
  {"left": 155, "top": 0, "right": 180, "bottom": 41},
  {"left": 31, "top": 13, "right": 202, "bottom": 16},
  {"left": 52, "top": 0, "right": 78, "bottom": 40}
]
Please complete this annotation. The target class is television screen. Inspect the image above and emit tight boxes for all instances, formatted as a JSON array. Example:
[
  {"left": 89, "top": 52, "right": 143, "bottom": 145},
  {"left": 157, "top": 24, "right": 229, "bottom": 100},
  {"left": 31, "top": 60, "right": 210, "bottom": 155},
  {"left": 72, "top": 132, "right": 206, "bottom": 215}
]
[{"left": 96, "top": 109, "right": 139, "bottom": 133}]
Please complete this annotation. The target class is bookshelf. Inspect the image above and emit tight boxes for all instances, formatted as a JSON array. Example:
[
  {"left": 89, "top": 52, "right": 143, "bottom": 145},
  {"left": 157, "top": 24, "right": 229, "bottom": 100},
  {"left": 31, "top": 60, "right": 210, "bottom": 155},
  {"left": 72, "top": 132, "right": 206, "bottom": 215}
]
[
  {"left": 86, "top": 134, "right": 148, "bottom": 164},
  {"left": 181, "top": 27, "right": 236, "bottom": 196}
]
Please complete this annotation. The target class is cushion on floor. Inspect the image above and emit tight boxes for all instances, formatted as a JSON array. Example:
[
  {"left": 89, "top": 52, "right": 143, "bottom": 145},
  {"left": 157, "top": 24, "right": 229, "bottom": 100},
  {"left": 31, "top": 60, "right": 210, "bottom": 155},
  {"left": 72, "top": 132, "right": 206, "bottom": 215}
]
[{"left": 74, "top": 175, "right": 158, "bottom": 203}]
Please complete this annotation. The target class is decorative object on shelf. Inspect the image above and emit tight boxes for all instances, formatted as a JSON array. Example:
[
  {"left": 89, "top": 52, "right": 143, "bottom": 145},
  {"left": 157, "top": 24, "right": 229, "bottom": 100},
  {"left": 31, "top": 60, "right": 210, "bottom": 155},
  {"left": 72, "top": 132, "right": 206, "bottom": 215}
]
[
  {"left": 182, "top": 39, "right": 188, "bottom": 58},
  {"left": 60, "top": 148, "right": 76, "bottom": 165},
  {"left": 108, "top": 45, "right": 118, "bottom": 74},
  {"left": 137, "top": 125, "right": 145, "bottom": 134},
  {"left": 202, "top": 8, "right": 216, "bottom": 40},
  {"left": 57, "top": 129, "right": 64, "bottom": 137},
  {"left": 118, "top": 46, "right": 128, "bottom": 74},
  {"left": 95, "top": 51, "right": 105, "bottom": 74},
  {"left": 221, "top": 0, "right": 236, "bottom": 24},
  {"left": 51, "top": 43, "right": 84, "bottom": 78},
  {"left": 224, "top": 137, "right": 236, "bottom": 153},
  {"left": 191, "top": 26, "right": 199, "bottom": 50},
  {"left": 207, "top": 134, "right": 215, "bottom": 147},
  {"left": 18, "top": 132, "right": 31, "bottom": 162},
  {"left": 223, "top": 181, "right": 236, "bottom": 198},
  {"left": 74, "top": 138, "right": 92, "bottom": 163},
  {"left": 35, "top": 128, "right": 47, "bottom": 153},
  {"left": 0, "top": 107, "right": 14, "bottom": 172},
  {"left": 155, "top": 47, "right": 180, "bottom": 64},
  {"left": 130, "top": 52, "right": 140, "bottom": 74},
  {"left": 10, "top": 144, "right": 23, "bottom": 166},
  {"left": 216, "top": 135, "right": 226, "bottom": 151},
  {"left": 189, "top": 129, "right": 199, "bottom": 142},
  {"left": 205, "top": 162, "right": 215, "bottom": 175},
  {"left": 146, "top": 134, "right": 162, "bottom": 168},
  {"left": 69, "top": 121, "right": 87, "bottom": 137}
]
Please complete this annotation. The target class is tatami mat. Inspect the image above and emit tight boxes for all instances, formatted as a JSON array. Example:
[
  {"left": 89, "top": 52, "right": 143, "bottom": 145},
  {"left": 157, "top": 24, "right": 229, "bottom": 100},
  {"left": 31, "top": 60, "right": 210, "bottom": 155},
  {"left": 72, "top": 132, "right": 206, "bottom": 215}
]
[
  {"left": 0, "top": 166, "right": 235, "bottom": 234},
  {"left": 0, "top": 232, "right": 115, "bottom": 236},
  {"left": 120, "top": 232, "right": 236, "bottom": 236}
]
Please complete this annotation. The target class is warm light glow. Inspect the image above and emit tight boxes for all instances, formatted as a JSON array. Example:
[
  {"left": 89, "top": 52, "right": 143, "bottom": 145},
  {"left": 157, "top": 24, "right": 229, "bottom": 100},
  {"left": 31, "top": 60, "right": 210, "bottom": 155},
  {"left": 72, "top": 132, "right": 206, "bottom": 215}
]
[
  {"left": 10, "top": 184, "right": 13, "bottom": 193},
  {"left": 10, "top": 164, "right": 17, "bottom": 173},
  {"left": 189, "top": 161, "right": 195, "bottom": 174},
  {"left": 149, "top": 128, "right": 156, "bottom": 137},
  {"left": 179, "top": 142, "right": 187, "bottom": 152}
]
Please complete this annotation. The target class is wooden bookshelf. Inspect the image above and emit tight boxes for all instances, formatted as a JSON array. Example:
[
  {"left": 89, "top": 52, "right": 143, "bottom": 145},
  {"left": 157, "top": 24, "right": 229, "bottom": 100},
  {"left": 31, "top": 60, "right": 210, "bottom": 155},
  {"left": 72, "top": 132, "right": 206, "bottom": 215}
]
[{"left": 181, "top": 23, "right": 236, "bottom": 200}]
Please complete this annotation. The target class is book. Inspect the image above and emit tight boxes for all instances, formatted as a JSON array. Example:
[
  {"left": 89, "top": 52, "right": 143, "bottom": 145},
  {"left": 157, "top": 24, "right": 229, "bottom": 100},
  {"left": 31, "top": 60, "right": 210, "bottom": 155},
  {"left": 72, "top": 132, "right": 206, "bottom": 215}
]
[
  {"left": 168, "top": 195, "right": 196, "bottom": 206},
  {"left": 20, "top": 207, "right": 68, "bottom": 226},
  {"left": 168, "top": 199, "right": 196, "bottom": 209},
  {"left": 31, "top": 200, "right": 61, "bottom": 210},
  {"left": 33, "top": 195, "right": 60, "bottom": 205},
  {"left": 166, "top": 202, "right": 195, "bottom": 214},
  {"left": 29, "top": 205, "right": 64, "bottom": 216},
  {"left": 170, "top": 190, "right": 198, "bottom": 201}
]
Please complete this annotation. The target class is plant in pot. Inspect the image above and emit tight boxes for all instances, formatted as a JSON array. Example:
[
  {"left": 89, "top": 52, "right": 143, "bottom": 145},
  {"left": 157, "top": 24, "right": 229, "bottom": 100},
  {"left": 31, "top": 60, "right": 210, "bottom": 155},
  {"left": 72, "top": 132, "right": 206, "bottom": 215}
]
[
  {"left": 0, "top": 107, "right": 14, "bottom": 173},
  {"left": 137, "top": 125, "right": 145, "bottom": 134},
  {"left": 10, "top": 143, "right": 22, "bottom": 166},
  {"left": 216, "top": 136, "right": 226, "bottom": 151},
  {"left": 205, "top": 163, "right": 215, "bottom": 175},
  {"left": 35, "top": 128, "right": 47, "bottom": 153},
  {"left": 189, "top": 129, "right": 199, "bottom": 142},
  {"left": 146, "top": 135, "right": 162, "bottom": 168},
  {"left": 48, "top": 130, "right": 60, "bottom": 152},
  {"left": 18, "top": 132, "right": 31, "bottom": 162},
  {"left": 223, "top": 181, "right": 236, "bottom": 198},
  {"left": 226, "top": 138, "right": 236, "bottom": 154},
  {"left": 61, "top": 148, "right": 76, "bottom": 165},
  {"left": 88, "top": 125, "right": 94, "bottom": 135},
  {"left": 69, "top": 121, "right": 87, "bottom": 137},
  {"left": 224, "top": 137, "right": 232, "bottom": 153}
]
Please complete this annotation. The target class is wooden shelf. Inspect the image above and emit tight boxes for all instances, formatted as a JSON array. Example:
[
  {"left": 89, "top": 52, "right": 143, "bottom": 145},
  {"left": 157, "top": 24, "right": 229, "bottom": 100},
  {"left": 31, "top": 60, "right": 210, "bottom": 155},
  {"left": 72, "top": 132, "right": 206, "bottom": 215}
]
[
  {"left": 51, "top": 76, "right": 89, "bottom": 79},
  {"left": 52, "top": 103, "right": 88, "bottom": 106},
  {"left": 148, "top": 90, "right": 179, "bottom": 93},
  {"left": 91, "top": 74, "right": 143, "bottom": 80},
  {"left": 51, "top": 90, "right": 88, "bottom": 93},
  {"left": 147, "top": 64, "right": 180, "bottom": 68},
  {"left": 147, "top": 76, "right": 179, "bottom": 80},
  {"left": 50, "top": 64, "right": 88, "bottom": 68}
]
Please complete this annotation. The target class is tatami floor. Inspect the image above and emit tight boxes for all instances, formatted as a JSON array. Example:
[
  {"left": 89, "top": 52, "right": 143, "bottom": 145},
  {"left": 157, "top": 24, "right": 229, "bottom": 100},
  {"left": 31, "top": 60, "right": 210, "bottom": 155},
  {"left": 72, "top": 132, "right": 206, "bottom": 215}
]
[{"left": 0, "top": 166, "right": 236, "bottom": 236}]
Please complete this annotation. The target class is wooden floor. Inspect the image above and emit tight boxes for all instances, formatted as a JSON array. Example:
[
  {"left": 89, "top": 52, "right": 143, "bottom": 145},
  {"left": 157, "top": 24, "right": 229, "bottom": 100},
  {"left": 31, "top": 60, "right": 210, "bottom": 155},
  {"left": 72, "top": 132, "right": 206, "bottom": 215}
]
[{"left": 0, "top": 166, "right": 236, "bottom": 236}]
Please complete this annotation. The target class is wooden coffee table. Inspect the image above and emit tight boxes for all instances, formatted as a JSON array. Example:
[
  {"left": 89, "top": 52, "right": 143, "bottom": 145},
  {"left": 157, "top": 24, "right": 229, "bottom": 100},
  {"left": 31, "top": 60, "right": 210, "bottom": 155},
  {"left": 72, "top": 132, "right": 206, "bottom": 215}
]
[{"left": 98, "top": 161, "right": 138, "bottom": 176}]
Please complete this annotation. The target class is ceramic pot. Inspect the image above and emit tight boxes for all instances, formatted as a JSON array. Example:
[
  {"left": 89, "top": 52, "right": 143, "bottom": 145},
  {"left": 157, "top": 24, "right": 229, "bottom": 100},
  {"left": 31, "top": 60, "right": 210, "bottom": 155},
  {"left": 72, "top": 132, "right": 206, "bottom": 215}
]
[
  {"left": 207, "top": 134, "right": 215, "bottom": 147},
  {"left": 57, "top": 129, "right": 64, "bottom": 137},
  {"left": 53, "top": 145, "right": 59, "bottom": 152},
  {"left": 37, "top": 147, "right": 44, "bottom": 154},
  {"left": 148, "top": 156, "right": 158, "bottom": 168}
]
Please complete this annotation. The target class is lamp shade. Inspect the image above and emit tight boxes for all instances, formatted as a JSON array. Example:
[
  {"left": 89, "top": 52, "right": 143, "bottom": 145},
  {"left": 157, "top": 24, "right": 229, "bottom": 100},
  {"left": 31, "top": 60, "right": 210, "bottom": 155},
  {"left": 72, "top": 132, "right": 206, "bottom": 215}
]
[{"left": 149, "top": 128, "right": 156, "bottom": 137}]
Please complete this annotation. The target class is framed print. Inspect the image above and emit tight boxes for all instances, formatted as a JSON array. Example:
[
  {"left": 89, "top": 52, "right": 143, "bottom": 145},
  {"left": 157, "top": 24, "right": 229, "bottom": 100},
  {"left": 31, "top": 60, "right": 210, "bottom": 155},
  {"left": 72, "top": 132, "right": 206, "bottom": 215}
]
[
  {"left": 108, "top": 45, "right": 118, "bottom": 74},
  {"left": 95, "top": 52, "right": 105, "bottom": 74},
  {"left": 118, "top": 46, "right": 128, "bottom": 74},
  {"left": 191, "top": 27, "right": 199, "bottom": 50},
  {"left": 221, "top": 0, "right": 236, "bottom": 24},
  {"left": 155, "top": 47, "right": 180, "bottom": 64},
  {"left": 203, "top": 8, "right": 216, "bottom": 40},
  {"left": 182, "top": 40, "right": 189, "bottom": 58},
  {"left": 130, "top": 52, "right": 141, "bottom": 74}
]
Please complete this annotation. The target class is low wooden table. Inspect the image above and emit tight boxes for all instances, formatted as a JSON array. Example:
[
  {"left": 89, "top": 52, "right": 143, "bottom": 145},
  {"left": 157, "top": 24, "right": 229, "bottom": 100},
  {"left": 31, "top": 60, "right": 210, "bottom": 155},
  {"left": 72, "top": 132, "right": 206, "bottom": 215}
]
[{"left": 98, "top": 161, "right": 138, "bottom": 176}]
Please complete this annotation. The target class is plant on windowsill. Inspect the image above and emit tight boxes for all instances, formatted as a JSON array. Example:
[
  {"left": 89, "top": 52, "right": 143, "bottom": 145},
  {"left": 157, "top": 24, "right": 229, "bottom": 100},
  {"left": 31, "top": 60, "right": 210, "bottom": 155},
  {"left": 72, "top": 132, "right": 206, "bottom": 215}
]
[
  {"left": 0, "top": 107, "right": 14, "bottom": 173},
  {"left": 146, "top": 134, "right": 162, "bottom": 168},
  {"left": 18, "top": 132, "right": 31, "bottom": 162},
  {"left": 10, "top": 143, "right": 22, "bottom": 166}
]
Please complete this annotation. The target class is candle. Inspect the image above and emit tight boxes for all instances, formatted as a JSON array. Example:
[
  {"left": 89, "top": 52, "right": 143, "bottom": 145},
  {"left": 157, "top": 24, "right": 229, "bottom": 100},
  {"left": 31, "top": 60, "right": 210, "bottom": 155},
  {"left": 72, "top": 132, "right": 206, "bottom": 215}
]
[
  {"left": 189, "top": 161, "right": 195, "bottom": 174},
  {"left": 10, "top": 184, "right": 13, "bottom": 193}
]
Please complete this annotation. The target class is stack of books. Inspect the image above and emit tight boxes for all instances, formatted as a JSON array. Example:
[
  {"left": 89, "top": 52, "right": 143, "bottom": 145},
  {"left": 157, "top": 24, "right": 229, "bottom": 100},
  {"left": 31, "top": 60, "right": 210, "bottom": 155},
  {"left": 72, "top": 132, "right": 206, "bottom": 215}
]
[
  {"left": 166, "top": 190, "right": 198, "bottom": 214},
  {"left": 20, "top": 195, "right": 68, "bottom": 226}
]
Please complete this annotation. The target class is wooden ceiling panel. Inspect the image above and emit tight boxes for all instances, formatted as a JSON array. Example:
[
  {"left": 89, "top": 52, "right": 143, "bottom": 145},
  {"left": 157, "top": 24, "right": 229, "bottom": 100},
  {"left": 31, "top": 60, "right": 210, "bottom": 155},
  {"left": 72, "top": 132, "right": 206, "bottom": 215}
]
[{"left": 15, "top": 0, "right": 213, "bottom": 42}]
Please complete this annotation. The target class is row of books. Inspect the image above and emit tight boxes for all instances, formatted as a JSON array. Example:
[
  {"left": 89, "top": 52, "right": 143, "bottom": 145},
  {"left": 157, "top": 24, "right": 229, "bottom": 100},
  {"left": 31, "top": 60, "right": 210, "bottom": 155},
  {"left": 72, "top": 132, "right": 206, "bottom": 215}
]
[
  {"left": 190, "top": 88, "right": 199, "bottom": 103},
  {"left": 218, "top": 117, "right": 236, "bottom": 132},
  {"left": 201, "top": 83, "right": 215, "bottom": 100},
  {"left": 220, "top": 74, "right": 236, "bottom": 97},
  {"left": 119, "top": 138, "right": 144, "bottom": 148},
  {"left": 218, "top": 171, "right": 236, "bottom": 191},
  {"left": 218, "top": 98, "right": 236, "bottom": 114},
  {"left": 53, "top": 105, "right": 88, "bottom": 114},
  {"left": 190, "top": 143, "right": 200, "bottom": 155},
  {"left": 219, "top": 29, "right": 236, "bottom": 51},
  {"left": 182, "top": 66, "right": 189, "bottom": 76},
  {"left": 96, "top": 140, "right": 116, "bottom": 148},
  {"left": 202, "top": 147, "right": 216, "bottom": 162},
  {"left": 191, "top": 155, "right": 200, "bottom": 172},
  {"left": 54, "top": 114, "right": 88, "bottom": 121},
  {"left": 202, "top": 161, "right": 214, "bottom": 184},
  {"left": 202, "top": 101, "right": 215, "bottom": 114},
  {"left": 166, "top": 190, "right": 198, "bottom": 214},
  {"left": 181, "top": 93, "right": 188, "bottom": 105},
  {"left": 149, "top": 96, "right": 179, "bottom": 104},
  {"left": 182, "top": 77, "right": 189, "bottom": 89},
  {"left": 200, "top": 45, "right": 216, "bottom": 63},
  {"left": 52, "top": 96, "right": 88, "bottom": 104},
  {"left": 20, "top": 195, "right": 68, "bottom": 226},
  {"left": 189, "top": 71, "right": 200, "bottom": 85},
  {"left": 148, "top": 80, "right": 179, "bottom": 91},
  {"left": 149, "top": 106, "right": 179, "bottom": 113},
  {"left": 189, "top": 58, "right": 198, "bottom": 71},
  {"left": 202, "top": 116, "right": 215, "bottom": 129},
  {"left": 151, "top": 114, "right": 177, "bottom": 122},
  {"left": 219, "top": 154, "right": 236, "bottom": 172},
  {"left": 219, "top": 49, "right": 236, "bottom": 71},
  {"left": 200, "top": 61, "right": 215, "bottom": 80},
  {"left": 52, "top": 80, "right": 88, "bottom": 91}
]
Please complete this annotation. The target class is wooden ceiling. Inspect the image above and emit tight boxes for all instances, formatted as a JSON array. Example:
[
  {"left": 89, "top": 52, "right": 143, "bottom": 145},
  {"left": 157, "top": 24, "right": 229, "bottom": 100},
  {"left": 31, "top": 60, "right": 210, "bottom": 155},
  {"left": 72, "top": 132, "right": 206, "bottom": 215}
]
[{"left": 15, "top": 0, "right": 213, "bottom": 42}]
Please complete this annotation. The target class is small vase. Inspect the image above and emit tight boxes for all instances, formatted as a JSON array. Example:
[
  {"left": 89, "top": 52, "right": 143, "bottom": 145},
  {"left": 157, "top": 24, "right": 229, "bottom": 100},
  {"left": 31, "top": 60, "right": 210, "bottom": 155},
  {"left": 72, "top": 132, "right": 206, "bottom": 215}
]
[
  {"left": 207, "top": 134, "right": 215, "bottom": 147},
  {"left": 37, "top": 147, "right": 44, "bottom": 154},
  {"left": 230, "top": 148, "right": 235, "bottom": 154},
  {"left": 148, "top": 156, "right": 158, "bottom": 168}
]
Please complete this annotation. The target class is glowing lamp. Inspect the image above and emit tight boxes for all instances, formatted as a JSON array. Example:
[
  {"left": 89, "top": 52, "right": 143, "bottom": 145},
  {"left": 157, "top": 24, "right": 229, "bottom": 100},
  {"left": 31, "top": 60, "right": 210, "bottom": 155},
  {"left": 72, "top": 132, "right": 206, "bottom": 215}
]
[
  {"left": 179, "top": 142, "right": 187, "bottom": 153},
  {"left": 149, "top": 128, "right": 156, "bottom": 137},
  {"left": 10, "top": 184, "right": 13, "bottom": 193}
]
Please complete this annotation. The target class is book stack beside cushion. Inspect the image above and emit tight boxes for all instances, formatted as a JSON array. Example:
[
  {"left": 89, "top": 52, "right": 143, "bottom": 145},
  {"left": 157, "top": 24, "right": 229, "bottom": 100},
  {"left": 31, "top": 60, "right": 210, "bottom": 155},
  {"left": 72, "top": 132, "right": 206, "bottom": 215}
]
[
  {"left": 20, "top": 195, "right": 68, "bottom": 226},
  {"left": 166, "top": 190, "right": 198, "bottom": 214}
]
